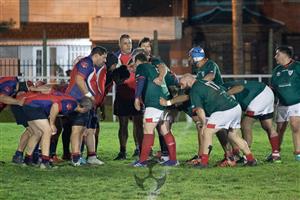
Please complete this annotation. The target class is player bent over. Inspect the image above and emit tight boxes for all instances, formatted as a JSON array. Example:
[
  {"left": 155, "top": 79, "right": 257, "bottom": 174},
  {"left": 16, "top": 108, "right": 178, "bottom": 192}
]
[
  {"left": 22, "top": 93, "right": 92, "bottom": 169},
  {"left": 180, "top": 74, "right": 257, "bottom": 168},
  {"left": 223, "top": 80, "right": 281, "bottom": 163}
]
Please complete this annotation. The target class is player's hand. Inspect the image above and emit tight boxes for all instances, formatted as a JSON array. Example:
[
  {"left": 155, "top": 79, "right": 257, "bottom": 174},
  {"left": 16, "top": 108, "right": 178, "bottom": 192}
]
[
  {"left": 17, "top": 98, "right": 25, "bottom": 106},
  {"left": 134, "top": 98, "right": 141, "bottom": 111},
  {"left": 159, "top": 97, "right": 167, "bottom": 106},
  {"left": 50, "top": 124, "right": 57, "bottom": 135},
  {"left": 153, "top": 77, "right": 163, "bottom": 85}
]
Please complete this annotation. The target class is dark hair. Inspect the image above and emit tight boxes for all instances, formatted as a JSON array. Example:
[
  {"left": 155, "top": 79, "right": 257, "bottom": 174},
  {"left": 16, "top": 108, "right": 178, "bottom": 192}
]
[
  {"left": 106, "top": 52, "right": 118, "bottom": 70},
  {"left": 91, "top": 46, "right": 107, "bottom": 56},
  {"left": 138, "top": 37, "right": 151, "bottom": 47},
  {"left": 276, "top": 45, "right": 294, "bottom": 58},
  {"left": 119, "top": 34, "right": 131, "bottom": 43},
  {"left": 134, "top": 53, "right": 148, "bottom": 63},
  {"left": 79, "top": 96, "right": 93, "bottom": 111}
]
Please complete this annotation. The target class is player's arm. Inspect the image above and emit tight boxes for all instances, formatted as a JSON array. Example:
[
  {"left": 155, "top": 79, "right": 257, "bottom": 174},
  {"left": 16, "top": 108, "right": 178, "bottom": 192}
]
[
  {"left": 76, "top": 75, "right": 89, "bottom": 95},
  {"left": 203, "top": 64, "right": 217, "bottom": 81},
  {"left": 134, "top": 76, "right": 146, "bottom": 111},
  {"left": 48, "top": 103, "right": 59, "bottom": 135},
  {"left": 160, "top": 95, "right": 189, "bottom": 107},
  {"left": 227, "top": 85, "right": 244, "bottom": 95},
  {"left": 194, "top": 107, "right": 206, "bottom": 135},
  {"left": 0, "top": 94, "right": 24, "bottom": 106},
  {"left": 203, "top": 73, "right": 215, "bottom": 81},
  {"left": 75, "top": 75, "right": 95, "bottom": 102},
  {"left": 153, "top": 63, "right": 167, "bottom": 85},
  {"left": 30, "top": 85, "right": 52, "bottom": 93}
]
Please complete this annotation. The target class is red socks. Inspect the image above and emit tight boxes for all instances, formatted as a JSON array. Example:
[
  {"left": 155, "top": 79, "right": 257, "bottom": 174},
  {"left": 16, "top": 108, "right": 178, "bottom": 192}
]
[
  {"left": 139, "top": 134, "right": 154, "bottom": 162},
  {"left": 201, "top": 154, "right": 209, "bottom": 165},
  {"left": 269, "top": 135, "right": 280, "bottom": 154},
  {"left": 163, "top": 132, "right": 177, "bottom": 161},
  {"left": 245, "top": 153, "right": 254, "bottom": 161}
]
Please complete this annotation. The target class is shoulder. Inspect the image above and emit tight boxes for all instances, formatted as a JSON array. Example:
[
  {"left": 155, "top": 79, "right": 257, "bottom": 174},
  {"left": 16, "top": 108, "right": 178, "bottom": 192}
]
[
  {"left": 77, "top": 56, "right": 93, "bottom": 68},
  {"left": 207, "top": 59, "right": 219, "bottom": 67},
  {"left": 293, "top": 61, "right": 300, "bottom": 68}
]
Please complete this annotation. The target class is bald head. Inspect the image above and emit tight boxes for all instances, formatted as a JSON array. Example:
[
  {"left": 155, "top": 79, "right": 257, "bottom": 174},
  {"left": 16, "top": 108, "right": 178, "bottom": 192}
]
[{"left": 179, "top": 73, "right": 196, "bottom": 89}]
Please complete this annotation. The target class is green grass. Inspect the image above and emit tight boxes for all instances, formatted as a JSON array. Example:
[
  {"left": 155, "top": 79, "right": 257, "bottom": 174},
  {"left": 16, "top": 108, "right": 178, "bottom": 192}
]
[{"left": 0, "top": 122, "right": 299, "bottom": 200}]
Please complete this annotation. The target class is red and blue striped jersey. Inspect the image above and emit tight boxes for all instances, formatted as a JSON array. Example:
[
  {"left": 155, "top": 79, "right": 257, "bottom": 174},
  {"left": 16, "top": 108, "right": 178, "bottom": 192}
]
[
  {"left": 94, "top": 65, "right": 107, "bottom": 107},
  {"left": 0, "top": 76, "right": 18, "bottom": 112},
  {"left": 65, "top": 56, "right": 98, "bottom": 100},
  {"left": 24, "top": 93, "right": 78, "bottom": 116},
  {"left": 0, "top": 76, "right": 18, "bottom": 96}
]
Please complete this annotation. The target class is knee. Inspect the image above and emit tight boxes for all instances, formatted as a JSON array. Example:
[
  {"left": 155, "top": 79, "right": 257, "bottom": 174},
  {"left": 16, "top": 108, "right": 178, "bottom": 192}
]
[
  {"left": 290, "top": 122, "right": 300, "bottom": 133},
  {"left": 86, "top": 129, "right": 96, "bottom": 136}
]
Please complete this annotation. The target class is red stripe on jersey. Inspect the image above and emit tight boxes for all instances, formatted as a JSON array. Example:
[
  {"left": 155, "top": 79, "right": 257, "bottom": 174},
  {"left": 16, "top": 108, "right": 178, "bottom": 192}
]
[
  {"left": 65, "top": 66, "right": 78, "bottom": 95},
  {"left": 207, "top": 124, "right": 216, "bottom": 129},
  {"left": 24, "top": 94, "right": 59, "bottom": 105},
  {"left": 119, "top": 53, "right": 132, "bottom": 65},
  {"left": 96, "top": 66, "right": 107, "bottom": 96},
  {"left": 145, "top": 118, "right": 153, "bottom": 123},
  {"left": 246, "top": 111, "right": 255, "bottom": 117},
  {"left": 0, "top": 76, "right": 17, "bottom": 84},
  {"left": 16, "top": 91, "right": 40, "bottom": 100}
]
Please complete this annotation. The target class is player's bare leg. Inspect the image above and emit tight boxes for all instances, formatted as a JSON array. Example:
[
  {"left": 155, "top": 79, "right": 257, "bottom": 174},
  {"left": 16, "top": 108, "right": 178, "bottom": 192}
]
[
  {"left": 290, "top": 116, "right": 300, "bottom": 160},
  {"left": 260, "top": 119, "right": 281, "bottom": 162},
  {"left": 70, "top": 125, "right": 85, "bottom": 165},
  {"left": 228, "top": 129, "right": 256, "bottom": 166},
  {"left": 241, "top": 116, "right": 255, "bottom": 147}
]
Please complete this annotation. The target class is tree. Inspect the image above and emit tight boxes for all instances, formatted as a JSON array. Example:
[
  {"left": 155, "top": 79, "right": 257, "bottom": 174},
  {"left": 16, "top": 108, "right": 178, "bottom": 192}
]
[{"left": 232, "top": 0, "right": 244, "bottom": 74}]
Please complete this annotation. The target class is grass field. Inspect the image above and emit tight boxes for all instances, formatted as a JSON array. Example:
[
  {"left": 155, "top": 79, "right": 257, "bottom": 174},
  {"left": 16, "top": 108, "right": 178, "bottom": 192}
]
[{"left": 0, "top": 122, "right": 299, "bottom": 200}]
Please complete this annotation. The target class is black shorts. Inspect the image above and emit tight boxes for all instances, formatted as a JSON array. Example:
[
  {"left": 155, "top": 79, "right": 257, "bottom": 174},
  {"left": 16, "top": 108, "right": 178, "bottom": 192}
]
[
  {"left": 23, "top": 105, "right": 48, "bottom": 121},
  {"left": 11, "top": 105, "right": 28, "bottom": 127},
  {"left": 86, "top": 109, "right": 99, "bottom": 129},
  {"left": 113, "top": 98, "right": 143, "bottom": 116},
  {"left": 68, "top": 111, "right": 89, "bottom": 127},
  {"left": 247, "top": 112, "right": 274, "bottom": 121}
]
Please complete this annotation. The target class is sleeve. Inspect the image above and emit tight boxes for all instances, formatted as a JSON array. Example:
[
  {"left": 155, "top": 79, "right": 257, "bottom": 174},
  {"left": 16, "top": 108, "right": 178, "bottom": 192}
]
[
  {"left": 60, "top": 99, "right": 77, "bottom": 115},
  {"left": 76, "top": 59, "right": 93, "bottom": 79},
  {"left": 206, "top": 62, "right": 217, "bottom": 75},
  {"left": 0, "top": 86, "right": 13, "bottom": 96},
  {"left": 135, "top": 65, "right": 147, "bottom": 98},
  {"left": 135, "top": 77, "right": 146, "bottom": 98},
  {"left": 135, "top": 65, "right": 147, "bottom": 79}
]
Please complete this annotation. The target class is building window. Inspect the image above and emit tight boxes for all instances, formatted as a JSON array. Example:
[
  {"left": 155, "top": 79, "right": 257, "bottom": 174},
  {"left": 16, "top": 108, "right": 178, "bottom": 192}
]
[{"left": 36, "top": 50, "right": 42, "bottom": 76}]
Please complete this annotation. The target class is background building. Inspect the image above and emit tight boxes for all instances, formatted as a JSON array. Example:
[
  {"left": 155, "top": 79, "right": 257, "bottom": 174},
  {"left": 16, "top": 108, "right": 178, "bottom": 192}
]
[{"left": 0, "top": 0, "right": 299, "bottom": 77}]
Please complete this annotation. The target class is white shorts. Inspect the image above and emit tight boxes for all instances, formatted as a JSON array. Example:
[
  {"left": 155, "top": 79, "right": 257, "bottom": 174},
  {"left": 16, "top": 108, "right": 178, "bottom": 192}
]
[
  {"left": 246, "top": 86, "right": 274, "bottom": 117},
  {"left": 206, "top": 105, "right": 242, "bottom": 129},
  {"left": 144, "top": 107, "right": 164, "bottom": 123},
  {"left": 276, "top": 102, "right": 300, "bottom": 122}
]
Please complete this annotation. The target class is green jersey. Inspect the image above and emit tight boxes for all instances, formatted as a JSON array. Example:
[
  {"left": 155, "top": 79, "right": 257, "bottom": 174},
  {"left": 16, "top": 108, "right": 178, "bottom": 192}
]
[
  {"left": 190, "top": 80, "right": 238, "bottom": 117},
  {"left": 135, "top": 63, "right": 177, "bottom": 110},
  {"left": 193, "top": 59, "right": 223, "bottom": 85},
  {"left": 271, "top": 61, "right": 300, "bottom": 106},
  {"left": 223, "top": 80, "right": 266, "bottom": 111}
]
